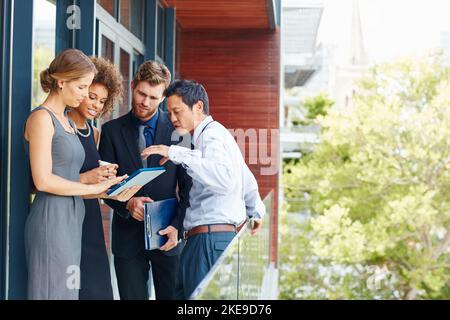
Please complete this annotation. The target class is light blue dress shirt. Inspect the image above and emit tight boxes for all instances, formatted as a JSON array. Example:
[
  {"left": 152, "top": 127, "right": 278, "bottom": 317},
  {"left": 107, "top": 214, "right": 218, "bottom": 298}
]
[{"left": 168, "top": 116, "right": 266, "bottom": 231}]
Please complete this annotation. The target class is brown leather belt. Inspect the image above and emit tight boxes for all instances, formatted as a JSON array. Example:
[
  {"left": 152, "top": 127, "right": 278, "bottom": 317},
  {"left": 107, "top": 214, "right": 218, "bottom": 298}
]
[{"left": 184, "top": 221, "right": 246, "bottom": 240}]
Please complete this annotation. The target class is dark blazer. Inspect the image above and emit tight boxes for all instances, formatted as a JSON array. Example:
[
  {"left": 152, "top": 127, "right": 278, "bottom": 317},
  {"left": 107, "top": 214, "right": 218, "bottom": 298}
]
[{"left": 99, "top": 110, "right": 191, "bottom": 259}]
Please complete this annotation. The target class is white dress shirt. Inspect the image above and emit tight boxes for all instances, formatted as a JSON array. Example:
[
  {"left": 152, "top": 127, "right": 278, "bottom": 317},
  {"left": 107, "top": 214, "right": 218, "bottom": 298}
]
[{"left": 168, "top": 116, "right": 266, "bottom": 231}]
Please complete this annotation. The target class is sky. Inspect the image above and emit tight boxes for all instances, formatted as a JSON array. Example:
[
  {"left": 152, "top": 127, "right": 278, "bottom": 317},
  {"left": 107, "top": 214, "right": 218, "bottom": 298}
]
[
  {"left": 35, "top": 0, "right": 56, "bottom": 22},
  {"left": 316, "top": 0, "right": 450, "bottom": 64},
  {"left": 35, "top": 0, "right": 450, "bottom": 64}
]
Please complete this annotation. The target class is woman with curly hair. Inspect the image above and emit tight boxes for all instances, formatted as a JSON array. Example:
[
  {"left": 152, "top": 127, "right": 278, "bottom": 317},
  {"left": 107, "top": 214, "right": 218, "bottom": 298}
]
[{"left": 68, "top": 57, "right": 139, "bottom": 299}]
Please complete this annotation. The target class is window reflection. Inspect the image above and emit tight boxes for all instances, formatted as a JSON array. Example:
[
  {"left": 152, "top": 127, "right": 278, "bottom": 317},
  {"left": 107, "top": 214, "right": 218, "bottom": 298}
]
[
  {"left": 119, "top": 49, "right": 130, "bottom": 117},
  {"left": 99, "top": 35, "right": 115, "bottom": 122},
  {"left": 97, "top": 0, "right": 116, "bottom": 17},
  {"left": 120, "top": 0, "right": 143, "bottom": 39},
  {"left": 32, "top": 0, "right": 56, "bottom": 109},
  {"left": 101, "top": 35, "right": 115, "bottom": 65},
  {"left": 157, "top": 4, "right": 165, "bottom": 59}
]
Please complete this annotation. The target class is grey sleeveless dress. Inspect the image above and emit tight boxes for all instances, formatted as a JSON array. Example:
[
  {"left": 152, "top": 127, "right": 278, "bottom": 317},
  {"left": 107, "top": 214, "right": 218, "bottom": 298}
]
[{"left": 24, "top": 106, "right": 86, "bottom": 300}]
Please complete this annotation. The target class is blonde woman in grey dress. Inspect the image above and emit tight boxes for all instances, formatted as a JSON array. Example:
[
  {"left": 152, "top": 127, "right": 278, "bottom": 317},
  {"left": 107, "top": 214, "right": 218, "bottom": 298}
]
[{"left": 23, "top": 49, "right": 129, "bottom": 300}]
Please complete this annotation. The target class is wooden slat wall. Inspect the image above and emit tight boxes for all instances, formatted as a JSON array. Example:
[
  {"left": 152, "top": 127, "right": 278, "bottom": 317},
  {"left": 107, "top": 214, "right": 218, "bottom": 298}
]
[
  {"left": 164, "top": 0, "right": 270, "bottom": 29},
  {"left": 177, "top": 29, "right": 280, "bottom": 263}
]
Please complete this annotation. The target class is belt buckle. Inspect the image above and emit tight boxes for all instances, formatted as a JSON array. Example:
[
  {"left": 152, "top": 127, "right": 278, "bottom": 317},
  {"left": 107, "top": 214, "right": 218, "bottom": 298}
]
[{"left": 182, "top": 230, "right": 188, "bottom": 240}]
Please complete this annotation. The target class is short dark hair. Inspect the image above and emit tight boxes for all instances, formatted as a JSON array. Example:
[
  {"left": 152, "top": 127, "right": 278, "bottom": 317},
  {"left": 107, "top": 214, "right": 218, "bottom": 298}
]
[{"left": 164, "top": 79, "right": 209, "bottom": 115}]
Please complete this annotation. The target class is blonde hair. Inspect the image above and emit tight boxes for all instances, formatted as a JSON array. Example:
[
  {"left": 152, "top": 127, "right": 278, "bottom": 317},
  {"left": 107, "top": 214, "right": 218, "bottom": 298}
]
[
  {"left": 133, "top": 60, "right": 171, "bottom": 88},
  {"left": 40, "top": 49, "right": 97, "bottom": 93}
]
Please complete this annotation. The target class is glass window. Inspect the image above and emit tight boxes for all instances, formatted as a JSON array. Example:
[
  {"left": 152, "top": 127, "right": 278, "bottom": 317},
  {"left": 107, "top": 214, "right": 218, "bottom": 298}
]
[
  {"left": 120, "top": 0, "right": 143, "bottom": 39},
  {"left": 32, "top": 0, "right": 56, "bottom": 109},
  {"left": 133, "top": 52, "right": 144, "bottom": 76},
  {"left": 157, "top": 4, "right": 165, "bottom": 59},
  {"left": 99, "top": 35, "right": 115, "bottom": 122},
  {"left": 119, "top": 49, "right": 130, "bottom": 117},
  {"left": 101, "top": 35, "right": 115, "bottom": 64},
  {"left": 175, "top": 25, "right": 181, "bottom": 80},
  {"left": 97, "top": 0, "right": 116, "bottom": 17}
]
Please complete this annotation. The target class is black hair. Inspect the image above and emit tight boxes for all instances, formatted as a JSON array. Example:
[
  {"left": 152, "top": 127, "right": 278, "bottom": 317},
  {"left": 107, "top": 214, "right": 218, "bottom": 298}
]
[{"left": 164, "top": 79, "right": 209, "bottom": 115}]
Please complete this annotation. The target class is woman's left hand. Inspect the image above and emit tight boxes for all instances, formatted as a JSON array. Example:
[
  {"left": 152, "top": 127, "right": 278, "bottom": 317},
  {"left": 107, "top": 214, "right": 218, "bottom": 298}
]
[
  {"left": 80, "top": 164, "right": 118, "bottom": 184},
  {"left": 101, "top": 185, "right": 142, "bottom": 202}
]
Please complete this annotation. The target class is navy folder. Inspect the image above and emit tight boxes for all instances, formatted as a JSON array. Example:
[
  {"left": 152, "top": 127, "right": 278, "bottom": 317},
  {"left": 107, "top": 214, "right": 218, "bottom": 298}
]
[{"left": 144, "top": 198, "right": 177, "bottom": 251}]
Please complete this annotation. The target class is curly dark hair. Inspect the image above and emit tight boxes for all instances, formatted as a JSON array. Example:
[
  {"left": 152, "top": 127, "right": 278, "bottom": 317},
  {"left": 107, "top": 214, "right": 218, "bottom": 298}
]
[{"left": 90, "top": 56, "right": 124, "bottom": 117}]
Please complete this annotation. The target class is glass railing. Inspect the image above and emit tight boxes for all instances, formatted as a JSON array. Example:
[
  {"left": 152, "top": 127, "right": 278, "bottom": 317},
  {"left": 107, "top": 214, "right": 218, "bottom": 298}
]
[{"left": 191, "top": 191, "right": 273, "bottom": 300}]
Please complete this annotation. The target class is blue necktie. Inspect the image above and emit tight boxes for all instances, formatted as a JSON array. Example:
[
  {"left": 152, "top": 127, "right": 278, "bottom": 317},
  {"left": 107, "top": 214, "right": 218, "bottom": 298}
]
[
  {"left": 143, "top": 125, "right": 153, "bottom": 147},
  {"left": 138, "top": 125, "right": 153, "bottom": 167}
]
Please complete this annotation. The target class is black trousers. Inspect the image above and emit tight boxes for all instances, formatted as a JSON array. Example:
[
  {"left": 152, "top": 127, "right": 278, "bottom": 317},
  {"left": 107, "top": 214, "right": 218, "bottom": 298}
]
[{"left": 114, "top": 250, "right": 179, "bottom": 300}]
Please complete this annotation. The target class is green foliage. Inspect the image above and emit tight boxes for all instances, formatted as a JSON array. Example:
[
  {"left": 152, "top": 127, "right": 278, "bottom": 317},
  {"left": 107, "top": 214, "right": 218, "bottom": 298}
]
[
  {"left": 279, "top": 210, "right": 402, "bottom": 299},
  {"left": 281, "top": 53, "right": 450, "bottom": 299},
  {"left": 290, "top": 93, "right": 334, "bottom": 126},
  {"left": 33, "top": 46, "right": 54, "bottom": 108},
  {"left": 303, "top": 93, "right": 334, "bottom": 120}
]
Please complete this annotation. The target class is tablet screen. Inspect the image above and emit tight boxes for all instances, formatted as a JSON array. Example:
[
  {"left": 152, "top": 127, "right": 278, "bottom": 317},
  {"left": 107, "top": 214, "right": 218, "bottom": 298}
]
[{"left": 106, "top": 167, "right": 166, "bottom": 196}]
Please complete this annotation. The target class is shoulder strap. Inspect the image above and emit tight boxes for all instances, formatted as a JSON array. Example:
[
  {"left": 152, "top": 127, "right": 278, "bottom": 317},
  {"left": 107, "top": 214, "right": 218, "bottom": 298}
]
[
  {"left": 193, "top": 120, "right": 216, "bottom": 148},
  {"left": 33, "top": 106, "right": 57, "bottom": 127},
  {"left": 200, "top": 120, "right": 215, "bottom": 135}
]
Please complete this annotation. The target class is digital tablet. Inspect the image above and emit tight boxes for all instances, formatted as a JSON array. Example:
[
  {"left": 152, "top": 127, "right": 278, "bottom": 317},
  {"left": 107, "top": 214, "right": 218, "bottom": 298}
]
[{"left": 106, "top": 167, "right": 166, "bottom": 196}]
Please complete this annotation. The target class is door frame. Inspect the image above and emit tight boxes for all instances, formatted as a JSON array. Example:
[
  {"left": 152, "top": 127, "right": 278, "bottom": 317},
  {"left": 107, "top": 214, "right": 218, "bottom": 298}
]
[
  {"left": 0, "top": 0, "right": 7, "bottom": 300},
  {"left": 96, "top": 3, "right": 145, "bottom": 119}
]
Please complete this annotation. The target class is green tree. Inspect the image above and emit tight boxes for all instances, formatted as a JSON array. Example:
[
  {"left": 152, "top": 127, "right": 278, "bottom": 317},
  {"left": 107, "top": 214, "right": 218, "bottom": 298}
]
[
  {"left": 303, "top": 92, "right": 334, "bottom": 120},
  {"left": 33, "top": 46, "right": 54, "bottom": 108},
  {"left": 282, "top": 53, "right": 450, "bottom": 299},
  {"left": 290, "top": 92, "right": 334, "bottom": 126}
]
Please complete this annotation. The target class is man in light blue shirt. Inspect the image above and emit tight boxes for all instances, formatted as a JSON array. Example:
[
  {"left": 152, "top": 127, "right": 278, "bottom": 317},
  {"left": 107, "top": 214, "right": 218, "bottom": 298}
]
[{"left": 141, "top": 79, "right": 265, "bottom": 299}]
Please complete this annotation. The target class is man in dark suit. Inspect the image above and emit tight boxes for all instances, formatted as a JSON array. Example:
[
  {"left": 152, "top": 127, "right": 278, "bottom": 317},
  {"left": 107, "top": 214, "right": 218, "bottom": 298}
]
[{"left": 98, "top": 61, "right": 191, "bottom": 300}]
